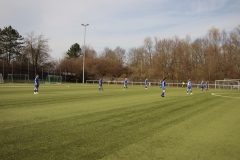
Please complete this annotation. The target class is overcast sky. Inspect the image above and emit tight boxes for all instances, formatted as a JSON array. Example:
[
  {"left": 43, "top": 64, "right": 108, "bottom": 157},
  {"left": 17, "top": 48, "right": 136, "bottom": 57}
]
[{"left": 1, "top": 0, "right": 240, "bottom": 59}]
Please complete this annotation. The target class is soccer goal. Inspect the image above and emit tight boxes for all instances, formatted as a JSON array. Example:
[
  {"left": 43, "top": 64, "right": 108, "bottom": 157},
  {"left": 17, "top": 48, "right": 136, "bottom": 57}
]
[
  {"left": 45, "top": 75, "right": 62, "bottom": 84},
  {"left": 215, "top": 79, "right": 240, "bottom": 90},
  {"left": 7, "top": 74, "right": 29, "bottom": 83},
  {"left": 0, "top": 73, "right": 4, "bottom": 83}
]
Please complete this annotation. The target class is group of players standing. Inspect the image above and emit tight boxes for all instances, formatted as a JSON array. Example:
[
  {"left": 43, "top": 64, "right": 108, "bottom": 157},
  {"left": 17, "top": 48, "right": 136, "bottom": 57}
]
[
  {"left": 186, "top": 79, "right": 209, "bottom": 94},
  {"left": 98, "top": 77, "right": 167, "bottom": 97},
  {"left": 33, "top": 74, "right": 209, "bottom": 96},
  {"left": 144, "top": 78, "right": 166, "bottom": 97},
  {"left": 200, "top": 80, "right": 209, "bottom": 91},
  {"left": 98, "top": 77, "right": 209, "bottom": 97},
  {"left": 98, "top": 78, "right": 128, "bottom": 91}
]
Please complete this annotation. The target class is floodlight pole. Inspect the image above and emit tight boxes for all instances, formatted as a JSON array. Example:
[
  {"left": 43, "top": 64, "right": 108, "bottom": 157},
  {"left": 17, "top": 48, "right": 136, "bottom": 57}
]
[{"left": 81, "top": 24, "right": 89, "bottom": 84}]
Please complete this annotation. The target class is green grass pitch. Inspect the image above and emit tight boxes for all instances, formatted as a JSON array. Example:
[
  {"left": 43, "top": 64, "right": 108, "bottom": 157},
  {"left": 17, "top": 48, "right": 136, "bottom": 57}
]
[{"left": 0, "top": 83, "right": 240, "bottom": 160}]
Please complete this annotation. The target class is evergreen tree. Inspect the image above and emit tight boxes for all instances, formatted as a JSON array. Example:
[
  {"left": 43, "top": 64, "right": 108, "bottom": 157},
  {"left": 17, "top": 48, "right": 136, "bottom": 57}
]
[
  {"left": 66, "top": 43, "right": 81, "bottom": 58},
  {"left": 0, "top": 26, "right": 24, "bottom": 65}
]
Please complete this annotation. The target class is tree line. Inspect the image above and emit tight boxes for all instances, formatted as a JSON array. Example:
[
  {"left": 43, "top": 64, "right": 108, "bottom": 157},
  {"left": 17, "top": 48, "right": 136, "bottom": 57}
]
[{"left": 0, "top": 25, "right": 239, "bottom": 82}]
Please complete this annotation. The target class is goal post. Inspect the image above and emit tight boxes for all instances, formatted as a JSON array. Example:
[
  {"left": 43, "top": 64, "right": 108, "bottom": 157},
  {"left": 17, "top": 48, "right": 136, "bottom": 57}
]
[
  {"left": 45, "top": 75, "right": 62, "bottom": 84},
  {"left": 215, "top": 79, "right": 240, "bottom": 90},
  {"left": 0, "top": 73, "right": 4, "bottom": 83},
  {"left": 7, "top": 74, "right": 29, "bottom": 83}
]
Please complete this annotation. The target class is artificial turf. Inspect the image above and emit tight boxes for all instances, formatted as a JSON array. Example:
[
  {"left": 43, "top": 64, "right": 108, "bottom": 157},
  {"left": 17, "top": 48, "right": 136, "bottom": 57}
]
[{"left": 0, "top": 83, "right": 240, "bottom": 160}]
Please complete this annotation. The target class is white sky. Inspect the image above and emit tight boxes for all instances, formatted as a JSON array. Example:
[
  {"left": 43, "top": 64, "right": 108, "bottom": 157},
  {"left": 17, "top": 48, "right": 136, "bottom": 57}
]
[{"left": 1, "top": 0, "right": 240, "bottom": 59}]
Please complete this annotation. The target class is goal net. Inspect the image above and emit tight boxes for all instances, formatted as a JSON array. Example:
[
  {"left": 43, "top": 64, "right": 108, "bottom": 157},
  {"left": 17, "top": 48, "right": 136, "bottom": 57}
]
[
  {"left": 45, "top": 75, "right": 62, "bottom": 84},
  {"left": 7, "top": 74, "right": 29, "bottom": 83},
  {"left": 215, "top": 79, "right": 240, "bottom": 90},
  {"left": 0, "top": 73, "right": 4, "bottom": 83}
]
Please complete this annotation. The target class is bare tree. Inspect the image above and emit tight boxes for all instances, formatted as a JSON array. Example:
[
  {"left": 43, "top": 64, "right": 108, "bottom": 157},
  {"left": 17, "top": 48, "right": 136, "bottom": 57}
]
[
  {"left": 100, "top": 47, "right": 117, "bottom": 60},
  {"left": 24, "top": 31, "right": 52, "bottom": 73},
  {"left": 126, "top": 47, "right": 145, "bottom": 79},
  {"left": 222, "top": 25, "right": 240, "bottom": 78},
  {"left": 86, "top": 57, "right": 123, "bottom": 78},
  {"left": 143, "top": 36, "right": 154, "bottom": 66},
  {"left": 204, "top": 27, "right": 223, "bottom": 80},
  {"left": 113, "top": 46, "right": 126, "bottom": 64},
  {"left": 85, "top": 45, "right": 97, "bottom": 58}
]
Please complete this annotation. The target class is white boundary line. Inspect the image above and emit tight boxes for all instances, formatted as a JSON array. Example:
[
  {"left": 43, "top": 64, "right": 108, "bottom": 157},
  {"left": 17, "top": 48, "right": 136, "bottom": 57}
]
[{"left": 211, "top": 93, "right": 240, "bottom": 99}]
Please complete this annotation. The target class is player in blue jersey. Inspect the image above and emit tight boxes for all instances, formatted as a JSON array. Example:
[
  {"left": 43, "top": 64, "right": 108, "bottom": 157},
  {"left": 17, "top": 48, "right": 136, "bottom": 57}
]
[
  {"left": 123, "top": 78, "right": 128, "bottom": 90},
  {"left": 200, "top": 80, "right": 204, "bottom": 91},
  {"left": 99, "top": 78, "right": 103, "bottom": 91},
  {"left": 186, "top": 79, "right": 192, "bottom": 94},
  {"left": 205, "top": 81, "right": 209, "bottom": 91},
  {"left": 145, "top": 78, "right": 148, "bottom": 89},
  {"left": 34, "top": 74, "right": 39, "bottom": 94},
  {"left": 161, "top": 78, "right": 166, "bottom": 97}
]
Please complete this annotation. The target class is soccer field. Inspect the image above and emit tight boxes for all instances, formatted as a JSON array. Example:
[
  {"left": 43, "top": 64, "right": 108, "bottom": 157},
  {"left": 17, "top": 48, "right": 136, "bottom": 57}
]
[{"left": 0, "top": 84, "right": 240, "bottom": 160}]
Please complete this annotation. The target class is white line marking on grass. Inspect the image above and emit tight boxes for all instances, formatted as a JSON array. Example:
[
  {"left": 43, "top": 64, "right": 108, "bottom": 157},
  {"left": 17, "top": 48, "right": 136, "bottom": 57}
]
[{"left": 211, "top": 93, "right": 240, "bottom": 99}]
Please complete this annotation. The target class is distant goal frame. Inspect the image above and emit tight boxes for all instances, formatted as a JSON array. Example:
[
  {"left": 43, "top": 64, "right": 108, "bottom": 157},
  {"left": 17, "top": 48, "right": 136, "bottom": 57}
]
[
  {"left": 7, "top": 74, "right": 29, "bottom": 83},
  {"left": 45, "top": 75, "right": 62, "bottom": 84},
  {"left": 215, "top": 79, "right": 240, "bottom": 90}
]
